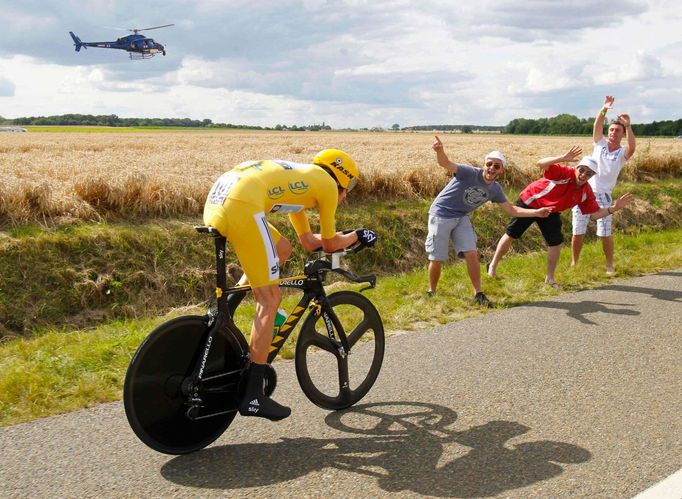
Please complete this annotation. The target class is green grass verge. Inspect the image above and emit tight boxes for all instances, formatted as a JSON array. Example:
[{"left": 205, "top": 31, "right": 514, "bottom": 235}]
[
  {"left": 1, "top": 227, "right": 681, "bottom": 427},
  {"left": 2, "top": 178, "right": 680, "bottom": 337}
]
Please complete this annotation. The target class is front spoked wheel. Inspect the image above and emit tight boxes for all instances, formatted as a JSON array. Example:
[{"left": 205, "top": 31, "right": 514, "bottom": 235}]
[
  {"left": 123, "top": 315, "right": 245, "bottom": 455},
  {"left": 295, "top": 291, "right": 384, "bottom": 410}
]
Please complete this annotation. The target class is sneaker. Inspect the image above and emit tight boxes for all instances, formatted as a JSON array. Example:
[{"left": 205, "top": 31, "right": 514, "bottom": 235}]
[
  {"left": 426, "top": 290, "right": 435, "bottom": 297},
  {"left": 474, "top": 292, "right": 493, "bottom": 308}
]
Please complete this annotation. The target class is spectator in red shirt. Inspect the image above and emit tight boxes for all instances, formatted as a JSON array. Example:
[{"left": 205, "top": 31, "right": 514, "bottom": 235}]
[{"left": 487, "top": 146, "right": 634, "bottom": 287}]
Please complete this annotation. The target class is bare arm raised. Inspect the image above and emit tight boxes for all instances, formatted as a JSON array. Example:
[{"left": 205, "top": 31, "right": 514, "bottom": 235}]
[
  {"left": 432, "top": 135, "right": 458, "bottom": 174},
  {"left": 593, "top": 95, "right": 614, "bottom": 143},
  {"left": 618, "top": 113, "right": 637, "bottom": 159},
  {"left": 536, "top": 146, "right": 582, "bottom": 171}
]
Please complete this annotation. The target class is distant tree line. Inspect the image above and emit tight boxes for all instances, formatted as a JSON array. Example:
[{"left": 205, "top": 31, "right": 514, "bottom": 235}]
[
  {"left": 3, "top": 113, "right": 681, "bottom": 136},
  {"left": 1, "top": 114, "right": 332, "bottom": 131},
  {"left": 402, "top": 124, "right": 504, "bottom": 133},
  {"left": 504, "top": 113, "right": 682, "bottom": 136}
]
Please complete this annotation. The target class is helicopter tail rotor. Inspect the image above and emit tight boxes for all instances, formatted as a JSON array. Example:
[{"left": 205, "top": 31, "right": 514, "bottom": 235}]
[{"left": 69, "top": 32, "right": 85, "bottom": 52}]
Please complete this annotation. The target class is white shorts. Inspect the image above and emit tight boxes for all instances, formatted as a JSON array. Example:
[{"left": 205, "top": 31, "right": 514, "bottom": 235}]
[
  {"left": 572, "top": 191, "right": 613, "bottom": 237},
  {"left": 425, "top": 215, "right": 477, "bottom": 261}
]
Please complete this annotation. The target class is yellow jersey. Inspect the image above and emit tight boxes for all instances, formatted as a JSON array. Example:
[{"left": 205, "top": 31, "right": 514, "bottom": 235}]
[{"left": 204, "top": 160, "right": 339, "bottom": 239}]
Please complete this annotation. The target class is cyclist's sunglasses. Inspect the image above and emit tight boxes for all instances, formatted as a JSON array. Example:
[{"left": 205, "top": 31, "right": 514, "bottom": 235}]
[
  {"left": 578, "top": 167, "right": 596, "bottom": 177},
  {"left": 346, "top": 176, "right": 358, "bottom": 192},
  {"left": 485, "top": 161, "right": 504, "bottom": 170}
]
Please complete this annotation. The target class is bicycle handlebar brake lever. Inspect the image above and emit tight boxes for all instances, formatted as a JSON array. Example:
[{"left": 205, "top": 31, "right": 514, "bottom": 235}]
[{"left": 331, "top": 268, "right": 376, "bottom": 289}]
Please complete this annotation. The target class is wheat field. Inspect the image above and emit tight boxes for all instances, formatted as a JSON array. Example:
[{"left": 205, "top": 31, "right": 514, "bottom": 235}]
[{"left": 1, "top": 130, "right": 681, "bottom": 227}]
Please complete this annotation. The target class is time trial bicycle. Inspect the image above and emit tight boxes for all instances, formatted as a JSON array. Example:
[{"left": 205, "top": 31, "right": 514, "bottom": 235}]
[{"left": 123, "top": 225, "right": 385, "bottom": 455}]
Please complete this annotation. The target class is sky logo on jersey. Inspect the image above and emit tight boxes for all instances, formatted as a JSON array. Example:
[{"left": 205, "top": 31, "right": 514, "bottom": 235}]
[
  {"left": 288, "top": 180, "right": 309, "bottom": 194},
  {"left": 268, "top": 185, "right": 286, "bottom": 199}
]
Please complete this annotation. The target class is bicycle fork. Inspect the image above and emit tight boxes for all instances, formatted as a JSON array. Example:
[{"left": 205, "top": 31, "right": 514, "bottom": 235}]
[{"left": 313, "top": 298, "right": 354, "bottom": 401}]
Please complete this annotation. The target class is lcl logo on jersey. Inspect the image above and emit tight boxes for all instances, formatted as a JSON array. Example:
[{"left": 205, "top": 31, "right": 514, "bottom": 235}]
[
  {"left": 268, "top": 185, "right": 285, "bottom": 199},
  {"left": 288, "top": 180, "right": 309, "bottom": 194}
]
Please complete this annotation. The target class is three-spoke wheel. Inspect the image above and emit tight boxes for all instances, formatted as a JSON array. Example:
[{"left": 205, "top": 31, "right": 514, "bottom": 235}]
[{"left": 295, "top": 291, "right": 385, "bottom": 410}]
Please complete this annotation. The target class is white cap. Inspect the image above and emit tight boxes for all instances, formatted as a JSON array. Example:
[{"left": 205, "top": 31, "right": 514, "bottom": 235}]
[
  {"left": 484, "top": 150, "right": 507, "bottom": 167},
  {"left": 577, "top": 156, "right": 598, "bottom": 173}
]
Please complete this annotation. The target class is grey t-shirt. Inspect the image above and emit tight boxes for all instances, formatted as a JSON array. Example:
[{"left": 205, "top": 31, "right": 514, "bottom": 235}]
[{"left": 428, "top": 164, "right": 507, "bottom": 218}]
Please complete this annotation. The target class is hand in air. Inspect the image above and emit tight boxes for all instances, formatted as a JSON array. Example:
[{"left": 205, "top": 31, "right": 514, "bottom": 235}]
[
  {"left": 614, "top": 193, "right": 634, "bottom": 210},
  {"left": 432, "top": 135, "right": 443, "bottom": 152},
  {"left": 603, "top": 95, "right": 615, "bottom": 110},
  {"left": 355, "top": 228, "right": 378, "bottom": 247},
  {"left": 562, "top": 146, "right": 582, "bottom": 163},
  {"left": 617, "top": 113, "right": 631, "bottom": 127}
]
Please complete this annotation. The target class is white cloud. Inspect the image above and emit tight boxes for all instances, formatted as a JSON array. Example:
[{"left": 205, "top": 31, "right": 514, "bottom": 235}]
[{"left": 1, "top": 1, "right": 681, "bottom": 127}]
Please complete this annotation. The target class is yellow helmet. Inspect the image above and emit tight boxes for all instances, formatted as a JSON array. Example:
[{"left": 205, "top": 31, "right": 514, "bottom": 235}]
[{"left": 313, "top": 149, "right": 359, "bottom": 191}]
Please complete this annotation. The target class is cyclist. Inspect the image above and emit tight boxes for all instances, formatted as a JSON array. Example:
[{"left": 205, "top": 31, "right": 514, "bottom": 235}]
[{"left": 203, "top": 149, "right": 377, "bottom": 421}]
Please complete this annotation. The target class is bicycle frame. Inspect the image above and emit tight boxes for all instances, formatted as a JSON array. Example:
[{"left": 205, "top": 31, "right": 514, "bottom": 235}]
[{"left": 185, "top": 226, "right": 376, "bottom": 419}]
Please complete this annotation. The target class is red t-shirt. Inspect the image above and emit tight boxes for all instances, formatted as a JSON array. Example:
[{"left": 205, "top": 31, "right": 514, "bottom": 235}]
[{"left": 519, "top": 164, "right": 599, "bottom": 214}]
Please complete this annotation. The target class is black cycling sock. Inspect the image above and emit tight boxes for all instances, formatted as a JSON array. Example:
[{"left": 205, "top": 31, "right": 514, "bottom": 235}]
[{"left": 239, "top": 363, "right": 291, "bottom": 421}]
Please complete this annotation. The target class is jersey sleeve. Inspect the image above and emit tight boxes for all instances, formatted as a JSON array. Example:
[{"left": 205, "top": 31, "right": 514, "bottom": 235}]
[
  {"left": 288, "top": 211, "right": 312, "bottom": 236},
  {"left": 317, "top": 185, "right": 338, "bottom": 240},
  {"left": 454, "top": 164, "right": 476, "bottom": 180},
  {"left": 490, "top": 183, "right": 508, "bottom": 203},
  {"left": 544, "top": 163, "right": 572, "bottom": 181}
]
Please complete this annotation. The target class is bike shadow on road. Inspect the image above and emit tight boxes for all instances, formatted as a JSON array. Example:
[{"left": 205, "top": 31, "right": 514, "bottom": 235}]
[
  {"left": 161, "top": 401, "right": 591, "bottom": 497},
  {"left": 523, "top": 300, "right": 641, "bottom": 325}
]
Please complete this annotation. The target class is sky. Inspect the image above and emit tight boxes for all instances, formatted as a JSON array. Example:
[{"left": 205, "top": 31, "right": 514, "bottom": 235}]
[{"left": 1, "top": 0, "right": 681, "bottom": 128}]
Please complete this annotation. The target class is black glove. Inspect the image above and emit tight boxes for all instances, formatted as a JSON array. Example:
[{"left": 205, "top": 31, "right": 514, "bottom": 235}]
[{"left": 355, "top": 228, "right": 378, "bottom": 247}]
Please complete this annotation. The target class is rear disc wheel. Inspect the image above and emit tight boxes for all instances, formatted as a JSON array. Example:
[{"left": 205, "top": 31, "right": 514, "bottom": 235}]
[{"left": 123, "top": 315, "right": 245, "bottom": 454}]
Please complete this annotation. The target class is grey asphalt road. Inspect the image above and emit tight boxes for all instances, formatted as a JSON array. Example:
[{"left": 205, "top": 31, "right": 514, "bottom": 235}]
[{"left": 1, "top": 270, "right": 680, "bottom": 498}]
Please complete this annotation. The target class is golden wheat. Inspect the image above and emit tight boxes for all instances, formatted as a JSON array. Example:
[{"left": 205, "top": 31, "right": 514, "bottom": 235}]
[{"left": 1, "top": 130, "right": 680, "bottom": 226}]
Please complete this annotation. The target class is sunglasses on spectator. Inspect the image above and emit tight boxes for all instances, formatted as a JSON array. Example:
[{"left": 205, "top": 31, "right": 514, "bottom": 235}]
[
  {"left": 578, "top": 167, "right": 596, "bottom": 177},
  {"left": 485, "top": 161, "right": 504, "bottom": 170}
]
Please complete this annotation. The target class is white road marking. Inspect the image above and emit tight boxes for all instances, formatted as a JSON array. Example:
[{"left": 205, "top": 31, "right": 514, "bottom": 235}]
[{"left": 632, "top": 468, "right": 682, "bottom": 499}]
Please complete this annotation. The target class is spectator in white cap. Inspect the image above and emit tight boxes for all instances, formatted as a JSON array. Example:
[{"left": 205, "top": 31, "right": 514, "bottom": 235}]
[
  {"left": 572, "top": 95, "right": 637, "bottom": 274},
  {"left": 487, "top": 146, "right": 634, "bottom": 287},
  {"left": 426, "top": 136, "right": 553, "bottom": 306}
]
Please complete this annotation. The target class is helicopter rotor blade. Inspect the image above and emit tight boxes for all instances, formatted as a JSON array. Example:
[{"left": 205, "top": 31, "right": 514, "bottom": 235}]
[{"left": 130, "top": 24, "right": 175, "bottom": 32}]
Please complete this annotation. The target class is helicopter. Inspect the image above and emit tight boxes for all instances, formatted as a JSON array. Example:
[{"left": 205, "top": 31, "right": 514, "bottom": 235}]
[{"left": 69, "top": 24, "right": 174, "bottom": 59}]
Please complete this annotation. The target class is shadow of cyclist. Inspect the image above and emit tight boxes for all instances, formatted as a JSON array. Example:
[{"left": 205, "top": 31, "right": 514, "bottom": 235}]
[
  {"left": 524, "top": 300, "right": 640, "bottom": 325},
  {"left": 161, "top": 402, "right": 590, "bottom": 497}
]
